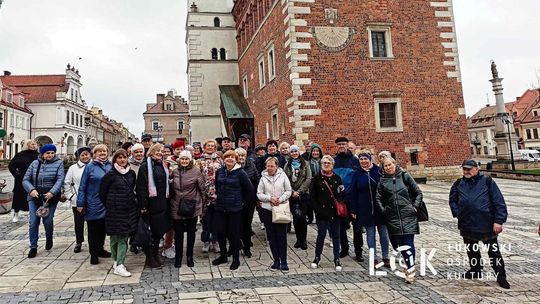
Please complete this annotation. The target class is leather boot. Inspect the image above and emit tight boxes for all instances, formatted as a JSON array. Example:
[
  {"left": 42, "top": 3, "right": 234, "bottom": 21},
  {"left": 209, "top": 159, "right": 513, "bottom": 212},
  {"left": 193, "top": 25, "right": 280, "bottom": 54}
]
[
  {"left": 145, "top": 248, "right": 160, "bottom": 268},
  {"left": 153, "top": 247, "right": 163, "bottom": 266}
]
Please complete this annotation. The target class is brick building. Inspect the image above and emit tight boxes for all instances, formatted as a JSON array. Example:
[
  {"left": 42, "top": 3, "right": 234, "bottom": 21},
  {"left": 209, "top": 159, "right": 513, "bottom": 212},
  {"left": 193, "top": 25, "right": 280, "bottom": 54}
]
[
  {"left": 231, "top": 0, "right": 470, "bottom": 179},
  {"left": 143, "top": 91, "right": 190, "bottom": 144}
]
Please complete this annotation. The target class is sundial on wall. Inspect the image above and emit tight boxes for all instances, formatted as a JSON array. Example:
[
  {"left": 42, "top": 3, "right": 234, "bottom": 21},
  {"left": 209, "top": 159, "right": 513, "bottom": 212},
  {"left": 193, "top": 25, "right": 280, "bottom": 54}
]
[{"left": 311, "top": 26, "right": 355, "bottom": 52}]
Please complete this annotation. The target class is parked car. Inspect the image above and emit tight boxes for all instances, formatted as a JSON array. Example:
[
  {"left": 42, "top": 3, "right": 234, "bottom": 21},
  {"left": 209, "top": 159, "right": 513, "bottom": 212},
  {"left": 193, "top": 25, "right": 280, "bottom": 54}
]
[{"left": 518, "top": 149, "right": 540, "bottom": 162}]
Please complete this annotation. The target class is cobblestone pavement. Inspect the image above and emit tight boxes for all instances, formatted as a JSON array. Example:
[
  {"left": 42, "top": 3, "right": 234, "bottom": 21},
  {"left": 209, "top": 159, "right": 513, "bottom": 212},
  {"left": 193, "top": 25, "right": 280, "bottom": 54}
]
[{"left": 0, "top": 177, "right": 539, "bottom": 303}]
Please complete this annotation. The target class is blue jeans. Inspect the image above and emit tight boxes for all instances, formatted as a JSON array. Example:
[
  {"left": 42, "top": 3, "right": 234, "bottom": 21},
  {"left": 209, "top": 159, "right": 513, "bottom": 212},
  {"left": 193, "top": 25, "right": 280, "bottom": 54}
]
[
  {"left": 28, "top": 201, "right": 58, "bottom": 249},
  {"left": 315, "top": 218, "right": 340, "bottom": 260},
  {"left": 366, "top": 225, "right": 390, "bottom": 260},
  {"left": 389, "top": 234, "right": 415, "bottom": 269}
]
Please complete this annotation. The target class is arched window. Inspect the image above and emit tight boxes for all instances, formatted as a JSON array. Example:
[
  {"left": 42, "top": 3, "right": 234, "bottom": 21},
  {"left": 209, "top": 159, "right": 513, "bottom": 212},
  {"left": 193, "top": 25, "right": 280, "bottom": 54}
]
[
  {"left": 211, "top": 48, "right": 218, "bottom": 60},
  {"left": 220, "top": 48, "right": 226, "bottom": 60},
  {"left": 214, "top": 17, "right": 221, "bottom": 27}
]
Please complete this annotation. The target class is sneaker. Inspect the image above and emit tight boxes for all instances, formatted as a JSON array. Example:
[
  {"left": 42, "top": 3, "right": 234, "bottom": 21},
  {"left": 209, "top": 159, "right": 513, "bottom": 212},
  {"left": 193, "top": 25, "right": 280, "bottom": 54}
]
[
  {"left": 113, "top": 264, "right": 132, "bottom": 277},
  {"left": 497, "top": 277, "right": 510, "bottom": 289},
  {"left": 270, "top": 261, "right": 280, "bottom": 271},
  {"left": 28, "top": 248, "right": 37, "bottom": 258},
  {"left": 162, "top": 246, "right": 176, "bottom": 259},
  {"left": 45, "top": 237, "right": 53, "bottom": 250},
  {"left": 404, "top": 269, "right": 415, "bottom": 284},
  {"left": 260, "top": 223, "right": 265, "bottom": 230},
  {"left": 202, "top": 242, "right": 210, "bottom": 253},
  {"left": 334, "top": 259, "right": 342, "bottom": 271},
  {"left": 12, "top": 211, "right": 19, "bottom": 223},
  {"left": 311, "top": 257, "right": 320, "bottom": 269},
  {"left": 113, "top": 261, "right": 118, "bottom": 270},
  {"left": 281, "top": 262, "right": 289, "bottom": 273}
]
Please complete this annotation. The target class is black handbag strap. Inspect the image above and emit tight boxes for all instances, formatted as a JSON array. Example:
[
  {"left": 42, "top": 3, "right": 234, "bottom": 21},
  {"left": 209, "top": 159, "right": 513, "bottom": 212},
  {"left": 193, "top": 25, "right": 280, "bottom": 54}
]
[
  {"left": 322, "top": 178, "right": 338, "bottom": 204},
  {"left": 34, "top": 161, "right": 42, "bottom": 186}
]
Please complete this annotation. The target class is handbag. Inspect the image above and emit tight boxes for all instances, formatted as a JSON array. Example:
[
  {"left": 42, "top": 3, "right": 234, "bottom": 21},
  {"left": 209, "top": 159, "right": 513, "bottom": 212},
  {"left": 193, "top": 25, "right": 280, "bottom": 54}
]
[
  {"left": 36, "top": 201, "right": 50, "bottom": 218},
  {"left": 322, "top": 179, "right": 348, "bottom": 218},
  {"left": 401, "top": 173, "right": 429, "bottom": 222},
  {"left": 132, "top": 217, "right": 152, "bottom": 247},
  {"left": 272, "top": 201, "right": 292, "bottom": 224},
  {"left": 177, "top": 199, "right": 197, "bottom": 218}
]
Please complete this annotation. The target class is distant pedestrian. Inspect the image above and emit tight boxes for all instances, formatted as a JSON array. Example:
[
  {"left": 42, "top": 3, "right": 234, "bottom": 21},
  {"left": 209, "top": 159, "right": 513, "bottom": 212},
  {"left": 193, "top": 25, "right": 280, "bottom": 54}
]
[
  {"left": 136, "top": 143, "right": 172, "bottom": 268},
  {"left": 100, "top": 149, "right": 138, "bottom": 277},
  {"left": 8, "top": 139, "right": 39, "bottom": 222},
  {"left": 77, "top": 144, "right": 113, "bottom": 265},
  {"left": 257, "top": 157, "right": 292, "bottom": 273},
  {"left": 309, "top": 155, "right": 344, "bottom": 271},
  {"left": 64, "top": 146, "right": 92, "bottom": 253},
  {"left": 212, "top": 150, "right": 254, "bottom": 270},
  {"left": 376, "top": 157, "right": 422, "bottom": 283},
  {"left": 449, "top": 160, "right": 510, "bottom": 289},
  {"left": 284, "top": 145, "right": 311, "bottom": 250},
  {"left": 170, "top": 151, "right": 206, "bottom": 268},
  {"left": 22, "top": 144, "right": 65, "bottom": 258}
]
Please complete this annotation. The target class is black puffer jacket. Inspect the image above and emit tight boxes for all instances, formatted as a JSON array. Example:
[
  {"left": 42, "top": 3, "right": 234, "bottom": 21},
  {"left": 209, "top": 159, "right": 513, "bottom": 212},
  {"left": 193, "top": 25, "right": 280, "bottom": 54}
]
[
  {"left": 309, "top": 173, "right": 343, "bottom": 220},
  {"left": 376, "top": 168, "right": 422, "bottom": 236},
  {"left": 100, "top": 168, "right": 138, "bottom": 236}
]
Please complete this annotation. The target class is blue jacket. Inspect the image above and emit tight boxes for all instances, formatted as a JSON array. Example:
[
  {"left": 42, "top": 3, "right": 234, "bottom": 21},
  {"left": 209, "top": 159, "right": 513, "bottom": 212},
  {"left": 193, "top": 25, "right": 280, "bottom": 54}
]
[
  {"left": 215, "top": 164, "right": 255, "bottom": 213},
  {"left": 350, "top": 165, "right": 385, "bottom": 227},
  {"left": 22, "top": 155, "right": 65, "bottom": 201},
  {"left": 333, "top": 151, "right": 360, "bottom": 203},
  {"left": 449, "top": 173, "right": 507, "bottom": 234},
  {"left": 77, "top": 160, "right": 112, "bottom": 220}
]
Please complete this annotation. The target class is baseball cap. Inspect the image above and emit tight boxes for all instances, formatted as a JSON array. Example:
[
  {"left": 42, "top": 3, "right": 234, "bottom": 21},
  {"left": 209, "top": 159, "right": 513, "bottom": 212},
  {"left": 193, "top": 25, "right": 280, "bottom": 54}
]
[{"left": 461, "top": 159, "right": 478, "bottom": 169}]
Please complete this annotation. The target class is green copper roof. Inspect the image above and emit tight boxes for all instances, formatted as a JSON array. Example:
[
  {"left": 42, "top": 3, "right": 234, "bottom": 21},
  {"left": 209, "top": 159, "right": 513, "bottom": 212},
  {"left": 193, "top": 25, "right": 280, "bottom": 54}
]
[{"left": 219, "top": 85, "right": 253, "bottom": 119}]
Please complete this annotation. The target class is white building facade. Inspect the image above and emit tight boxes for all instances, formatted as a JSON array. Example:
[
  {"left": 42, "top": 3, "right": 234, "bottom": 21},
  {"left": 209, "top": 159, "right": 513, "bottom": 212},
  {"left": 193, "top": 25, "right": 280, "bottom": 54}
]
[
  {"left": 0, "top": 78, "right": 33, "bottom": 158},
  {"left": 186, "top": 0, "right": 239, "bottom": 143}
]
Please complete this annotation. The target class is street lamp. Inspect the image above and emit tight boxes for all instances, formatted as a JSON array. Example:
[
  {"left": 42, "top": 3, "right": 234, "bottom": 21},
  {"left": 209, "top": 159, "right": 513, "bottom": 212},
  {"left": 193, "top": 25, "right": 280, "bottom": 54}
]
[{"left": 502, "top": 115, "right": 516, "bottom": 171}]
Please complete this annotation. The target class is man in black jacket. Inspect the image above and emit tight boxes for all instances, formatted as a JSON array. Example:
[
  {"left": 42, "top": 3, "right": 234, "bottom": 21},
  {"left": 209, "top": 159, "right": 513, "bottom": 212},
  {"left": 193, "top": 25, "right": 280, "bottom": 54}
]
[{"left": 449, "top": 159, "right": 510, "bottom": 289}]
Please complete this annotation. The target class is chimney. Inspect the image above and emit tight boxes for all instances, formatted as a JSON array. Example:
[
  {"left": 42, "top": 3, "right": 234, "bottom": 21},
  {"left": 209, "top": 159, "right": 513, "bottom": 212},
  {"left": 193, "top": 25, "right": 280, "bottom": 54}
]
[
  {"left": 157, "top": 94, "right": 165, "bottom": 103},
  {"left": 3, "top": 71, "right": 11, "bottom": 76}
]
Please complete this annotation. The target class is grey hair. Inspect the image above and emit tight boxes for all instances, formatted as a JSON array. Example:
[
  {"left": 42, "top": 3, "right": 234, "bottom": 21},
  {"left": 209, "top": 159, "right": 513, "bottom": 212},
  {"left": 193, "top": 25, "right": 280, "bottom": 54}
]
[
  {"left": 381, "top": 156, "right": 397, "bottom": 165},
  {"left": 235, "top": 148, "right": 247, "bottom": 155},
  {"left": 378, "top": 151, "right": 392, "bottom": 160},
  {"left": 265, "top": 156, "right": 279, "bottom": 166},
  {"left": 321, "top": 155, "right": 335, "bottom": 164}
]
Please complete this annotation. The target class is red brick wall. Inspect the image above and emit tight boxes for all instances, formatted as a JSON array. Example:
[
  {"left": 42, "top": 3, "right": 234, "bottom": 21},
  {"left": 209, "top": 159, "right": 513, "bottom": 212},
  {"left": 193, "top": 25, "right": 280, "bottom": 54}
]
[{"left": 234, "top": 0, "right": 470, "bottom": 168}]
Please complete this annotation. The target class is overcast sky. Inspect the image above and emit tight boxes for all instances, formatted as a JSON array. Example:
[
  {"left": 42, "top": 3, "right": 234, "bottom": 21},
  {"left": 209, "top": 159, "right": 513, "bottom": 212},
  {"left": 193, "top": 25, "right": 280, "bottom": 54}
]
[{"left": 1, "top": 0, "right": 539, "bottom": 137}]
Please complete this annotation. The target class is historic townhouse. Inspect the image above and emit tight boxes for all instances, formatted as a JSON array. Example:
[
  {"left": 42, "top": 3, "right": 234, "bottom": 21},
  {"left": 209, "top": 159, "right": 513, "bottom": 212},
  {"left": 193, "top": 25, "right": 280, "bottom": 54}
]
[
  {"left": 0, "top": 77, "right": 33, "bottom": 158},
  {"left": 143, "top": 91, "right": 190, "bottom": 144}
]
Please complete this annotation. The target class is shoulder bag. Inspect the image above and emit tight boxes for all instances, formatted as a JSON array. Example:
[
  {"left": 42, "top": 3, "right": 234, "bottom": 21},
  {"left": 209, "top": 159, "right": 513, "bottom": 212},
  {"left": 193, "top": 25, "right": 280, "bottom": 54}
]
[{"left": 322, "top": 178, "right": 348, "bottom": 218}]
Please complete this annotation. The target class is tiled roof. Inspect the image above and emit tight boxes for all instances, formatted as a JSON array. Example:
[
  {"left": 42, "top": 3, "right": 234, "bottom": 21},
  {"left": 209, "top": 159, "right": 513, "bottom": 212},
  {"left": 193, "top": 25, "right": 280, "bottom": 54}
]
[
  {"left": 517, "top": 89, "right": 540, "bottom": 124},
  {"left": 0, "top": 75, "right": 68, "bottom": 103},
  {"left": 144, "top": 97, "right": 189, "bottom": 114}
]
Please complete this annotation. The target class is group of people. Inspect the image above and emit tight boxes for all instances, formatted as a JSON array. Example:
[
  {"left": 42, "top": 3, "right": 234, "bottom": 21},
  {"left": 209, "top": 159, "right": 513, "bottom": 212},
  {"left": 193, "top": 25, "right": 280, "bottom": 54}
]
[{"left": 6, "top": 133, "right": 510, "bottom": 289}]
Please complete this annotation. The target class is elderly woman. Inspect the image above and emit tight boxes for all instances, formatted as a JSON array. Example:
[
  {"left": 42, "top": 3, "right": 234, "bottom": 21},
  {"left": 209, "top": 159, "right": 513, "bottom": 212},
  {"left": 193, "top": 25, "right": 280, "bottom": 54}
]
[
  {"left": 284, "top": 145, "right": 312, "bottom": 250},
  {"left": 129, "top": 143, "right": 145, "bottom": 177},
  {"left": 170, "top": 151, "right": 206, "bottom": 268},
  {"left": 211, "top": 150, "right": 254, "bottom": 270},
  {"left": 236, "top": 148, "right": 260, "bottom": 258},
  {"left": 100, "top": 149, "right": 138, "bottom": 277},
  {"left": 137, "top": 143, "right": 172, "bottom": 268},
  {"left": 257, "top": 157, "right": 292, "bottom": 272},
  {"left": 350, "top": 152, "right": 389, "bottom": 267},
  {"left": 306, "top": 143, "right": 323, "bottom": 224},
  {"left": 376, "top": 157, "right": 423, "bottom": 284},
  {"left": 279, "top": 142, "right": 291, "bottom": 160},
  {"left": 309, "top": 155, "right": 344, "bottom": 271},
  {"left": 197, "top": 139, "right": 223, "bottom": 253},
  {"left": 22, "top": 144, "right": 65, "bottom": 258},
  {"left": 256, "top": 140, "right": 286, "bottom": 173},
  {"left": 8, "top": 139, "right": 39, "bottom": 223},
  {"left": 77, "top": 144, "right": 113, "bottom": 265},
  {"left": 64, "top": 146, "right": 92, "bottom": 253}
]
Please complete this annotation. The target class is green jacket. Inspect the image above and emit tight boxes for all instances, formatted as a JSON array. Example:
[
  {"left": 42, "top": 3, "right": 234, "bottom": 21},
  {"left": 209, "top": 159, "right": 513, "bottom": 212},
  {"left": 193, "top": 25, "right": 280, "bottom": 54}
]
[
  {"left": 284, "top": 157, "right": 312, "bottom": 194},
  {"left": 375, "top": 168, "right": 422, "bottom": 235}
]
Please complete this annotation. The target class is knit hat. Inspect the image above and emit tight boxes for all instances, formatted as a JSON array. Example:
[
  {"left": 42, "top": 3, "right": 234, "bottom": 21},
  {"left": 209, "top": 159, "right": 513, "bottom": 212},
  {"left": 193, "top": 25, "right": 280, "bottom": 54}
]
[
  {"left": 179, "top": 150, "right": 192, "bottom": 161},
  {"left": 289, "top": 145, "right": 300, "bottom": 153},
  {"left": 40, "top": 144, "right": 57, "bottom": 154},
  {"left": 171, "top": 139, "right": 185, "bottom": 149},
  {"left": 75, "top": 146, "right": 92, "bottom": 158},
  {"left": 132, "top": 143, "right": 144, "bottom": 152}
]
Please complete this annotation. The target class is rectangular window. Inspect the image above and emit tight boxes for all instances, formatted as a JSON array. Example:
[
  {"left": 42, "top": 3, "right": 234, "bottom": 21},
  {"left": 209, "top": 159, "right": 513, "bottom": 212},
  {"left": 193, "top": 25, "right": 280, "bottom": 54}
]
[
  {"left": 71, "top": 89, "right": 74, "bottom": 100},
  {"left": 258, "top": 56, "right": 266, "bottom": 88},
  {"left": 410, "top": 150, "right": 419, "bottom": 165},
  {"left": 71, "top": 112, "right": 75, "bottom": 125},
  {"left": 526, "top": 129, "right": 532, "bottom": 139},
  {"left": 10, "top": 114, "right": 13, "bottom": 127},
  {"left": 66, "top": 110, "right": 70, "bottom": 124},
  {"left": 534, "top": 129, "right": 539, "bottom": 139},
  {"left": 533, "top": 110, "right": 539, "bottom": 117},
  {"left": 0, "top": 113, "right": 3, "bottom": 127},
  {"left": 152, "top": 121, "right": 159, "bottom": 131},
  {"left": 368, "top": 25, "right": 394, "bottom": 59},
  {"left": 242, "top": 75, "right": 249, "bottom": 98},
  {"left": 80, "top": 115, "right": 83, "bottom": 127},
  {"left": 483, "top": 146, "right": 488, "bottom": 155},
  {"left": 177, "top": 120, "right": 184, "bottom": 131},
  {"left": 75, "top": 113, "right": 79, "bottom": 126},
  {"left": 374, "top": 98, "right": 403, "bottom": 132},
  {"left": 267, "top": 45, "right": 276, "bottom": 80},
  {"left": 271, "top": 108, "right": 279, "bottom": 140},
  {"left": 7, "top": 92, "right": 12, "bottom": 102}
]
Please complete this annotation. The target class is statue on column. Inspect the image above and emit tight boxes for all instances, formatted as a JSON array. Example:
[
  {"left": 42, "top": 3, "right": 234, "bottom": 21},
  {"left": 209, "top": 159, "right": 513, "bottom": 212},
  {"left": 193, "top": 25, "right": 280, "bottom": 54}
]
[{"left": 491, "top": 60, "right": 499, "bottom": 79}]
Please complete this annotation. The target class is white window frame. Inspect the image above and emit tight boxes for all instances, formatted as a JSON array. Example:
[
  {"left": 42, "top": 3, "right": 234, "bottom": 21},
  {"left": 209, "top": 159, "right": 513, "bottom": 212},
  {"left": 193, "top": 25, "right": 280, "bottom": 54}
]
[
  {"left": 152, "top": 121, "right": 160, "bottom": 131},
  {"left": 367, "top": 25, "right": 394, "bottom": 59},
  {"left": 177, "top": 120, "right": 184, "bottom": 131},
  {"left": 258, "top": 56, "right": 266, "bottom": 89},
  {"left": 242, "top": 75, "right": 249, "bottom": 98},
  {"left": 271, "top": 108, "right": 279, "bottom": 140},
  {"left": 267, "top": 44, "right": 276, "bottom": 81},
  {"left": 374, "top": 97, "right": 403, "bottom": 132}
]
